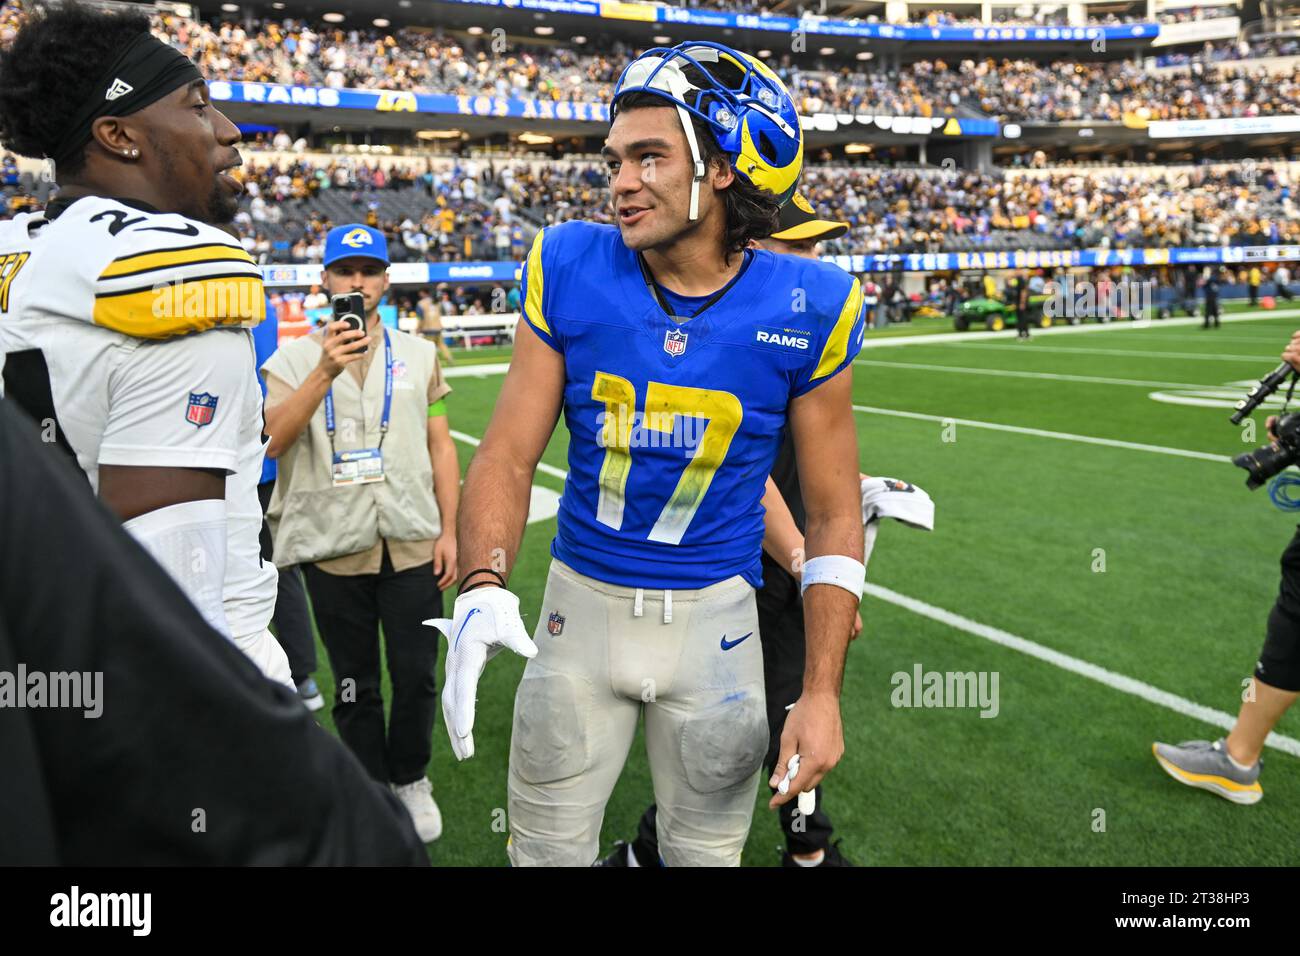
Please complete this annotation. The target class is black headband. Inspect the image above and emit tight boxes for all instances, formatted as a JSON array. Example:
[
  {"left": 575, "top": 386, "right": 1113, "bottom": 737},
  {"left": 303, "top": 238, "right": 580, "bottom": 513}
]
[{"left": 50, "top": 32, "right": 203, "bottom": 166}]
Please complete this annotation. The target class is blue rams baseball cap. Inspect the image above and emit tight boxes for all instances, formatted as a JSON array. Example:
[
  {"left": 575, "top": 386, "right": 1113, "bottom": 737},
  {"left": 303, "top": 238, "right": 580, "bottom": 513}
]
[{"left": 323, "top": 224, "right": 390, "bottom": 268}]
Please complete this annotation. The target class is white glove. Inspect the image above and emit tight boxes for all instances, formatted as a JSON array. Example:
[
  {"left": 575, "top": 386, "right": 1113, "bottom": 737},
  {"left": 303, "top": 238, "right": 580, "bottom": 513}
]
[{"left": 424, "top": 586, "right": 538, "bottom": 761}]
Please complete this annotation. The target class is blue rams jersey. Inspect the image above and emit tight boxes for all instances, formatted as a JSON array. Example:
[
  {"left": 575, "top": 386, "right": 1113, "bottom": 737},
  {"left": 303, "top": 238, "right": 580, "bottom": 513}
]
[{"left": 521, "top": 220, "right": 865, "bottom": 590}]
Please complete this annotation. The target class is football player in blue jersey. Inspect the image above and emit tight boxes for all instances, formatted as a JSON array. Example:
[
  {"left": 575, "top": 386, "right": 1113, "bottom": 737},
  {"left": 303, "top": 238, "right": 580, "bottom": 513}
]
[{"left": 428, "top": 42, "right": 868, "bottom": 866}]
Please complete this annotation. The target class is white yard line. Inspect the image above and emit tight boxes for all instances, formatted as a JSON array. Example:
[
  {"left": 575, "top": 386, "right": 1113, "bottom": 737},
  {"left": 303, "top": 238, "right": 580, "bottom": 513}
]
[
  {"left": 443, "top": 362, "right": 511, "bottom": 378},
  {"left": 947, "top": 343, "right": 1280, "bottom": 362},
  {"left": 862, "top": 307, "right": 1300, "bottom": 350},
  {"left": 865, "top": 583, "right": 1300, "bottom": 759},
  {"left": 853, "top": 358, "right": 1211, "bottom": 390},
  {"left": 852, "top": 405, "right": 1231, "bottom": 463},
  {"left": 449, "top": 428, "right": 568, "bottom": 481},
  {"left": 1119, "top": 333, "right": 1292, "bottom": 345},
  {"left": 437, "top": 311, "right": 1300, "bottom": 371},
  {"left": 449, "top": 427, "right": 1282, "bottom": 754}
]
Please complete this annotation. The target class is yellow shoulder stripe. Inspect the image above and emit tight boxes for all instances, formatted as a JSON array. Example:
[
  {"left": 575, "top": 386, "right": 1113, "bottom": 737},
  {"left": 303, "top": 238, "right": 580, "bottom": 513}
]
[
  {"left": 524, "top": 228, "right": 549, "bottom": 336},
  {"left": 811, "top": 278, "right": 863, "bottom": 382},
  {"left": 100, "top": 243, "right": 256, "bottom": 280},
  {"left": 93, "top": 275, "right": 265, "bottom": 338}
]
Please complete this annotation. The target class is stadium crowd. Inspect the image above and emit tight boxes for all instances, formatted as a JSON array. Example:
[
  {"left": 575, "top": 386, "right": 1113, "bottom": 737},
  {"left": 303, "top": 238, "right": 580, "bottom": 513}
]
[
  {"left": 324, "top": 157, "right": 1294, "bottom": 258},
  {"left": 228, "top": 154, "right": 532, "bottom": 268},
  {"left": 4, "top": 146, "right": 1293, "bottom": 263},
  {"left": 963, "top": 56, "right": 1300, "bottom": 123},
  {"left": 466, "top": 0, "right": 1149, "bottom": 26},
  {"left": 143, "top": 9, "right": 1300, "bottom": 123},
  {"left": 18, "top": 152, "right": 1262, "bottom": 263}
]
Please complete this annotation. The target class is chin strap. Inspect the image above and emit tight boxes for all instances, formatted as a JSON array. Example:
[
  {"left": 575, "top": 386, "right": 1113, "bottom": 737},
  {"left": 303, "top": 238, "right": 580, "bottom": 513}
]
[{"left": 676, "top": 102, "right": 707, "bottom": 221}]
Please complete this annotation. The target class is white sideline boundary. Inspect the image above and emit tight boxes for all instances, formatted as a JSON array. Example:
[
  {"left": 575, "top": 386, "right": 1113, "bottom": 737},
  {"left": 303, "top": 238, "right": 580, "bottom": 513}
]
[
  {"left": 860, "top": 306, "right": 1300, "bottom": 350},
  {"left": 444, "top": 362, "right": 510, "bottom": 378},
  {"left": 441, "top": 308, "right": 1300, "bottom": 378},
  {"left": 447, "top": 427, "right": 1292, "bottom": 758},
  {"left": 865, "top": 582, "right": 1300, "bottom": 759},
  {"left": 948, "top": 343, "right": 1281, "bottom": 362},
  {"left": 449, "top": 428, "right": 568, "bottom": 481},
  {"left": 852, "top": 405, "right": 1231, "bottom": 463},
  {"left": 853, "top": 359, "right": 1212, "bottom": 389}
]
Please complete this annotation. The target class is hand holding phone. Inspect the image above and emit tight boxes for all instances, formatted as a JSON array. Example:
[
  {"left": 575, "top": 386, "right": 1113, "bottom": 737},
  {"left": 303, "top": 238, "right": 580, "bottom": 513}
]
[
  {"left": 318, "top": 293, "right": 369, "bottom": 378},
  {"left": 331, "top": 293, "right": 368, "bottom": 353}
]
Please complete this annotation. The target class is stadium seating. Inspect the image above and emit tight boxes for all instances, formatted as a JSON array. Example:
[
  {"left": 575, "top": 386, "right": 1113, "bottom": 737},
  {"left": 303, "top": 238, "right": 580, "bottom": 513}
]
[{"left": 153, "top": 12, "right": 1300, "bottom": 123}]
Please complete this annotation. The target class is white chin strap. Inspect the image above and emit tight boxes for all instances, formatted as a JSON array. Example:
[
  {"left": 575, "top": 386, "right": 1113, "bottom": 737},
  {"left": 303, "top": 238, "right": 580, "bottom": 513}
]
[
  {"left": 618, "top": 54, "right": 711, "bottom": 221},
  {"left": 676, "top": 102, "right": 707, "bottom": 221}
]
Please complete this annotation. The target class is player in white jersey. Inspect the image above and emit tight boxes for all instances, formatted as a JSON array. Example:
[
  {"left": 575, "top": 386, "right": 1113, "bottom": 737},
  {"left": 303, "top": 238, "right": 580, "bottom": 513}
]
[{"left": 0, "top": 4, "right": 289, "bottom": 686}]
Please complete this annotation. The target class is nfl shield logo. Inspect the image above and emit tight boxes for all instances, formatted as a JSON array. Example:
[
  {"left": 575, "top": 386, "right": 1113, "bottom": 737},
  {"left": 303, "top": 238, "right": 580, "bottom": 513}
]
[
  {"left": 664, "top": 327, "right": 688, "bottom": 357},
  {"left": 185, "top": 392, "right": 218, "bottom": 428},
  {"left": 547, "top": 612, "right": 565, "bottom": 636}
]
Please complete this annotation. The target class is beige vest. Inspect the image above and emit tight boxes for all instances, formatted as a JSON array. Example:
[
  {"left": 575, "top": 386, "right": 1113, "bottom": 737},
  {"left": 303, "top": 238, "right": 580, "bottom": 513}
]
[{"left": 266, "top": 328, "right": 441, "bottom": 566}]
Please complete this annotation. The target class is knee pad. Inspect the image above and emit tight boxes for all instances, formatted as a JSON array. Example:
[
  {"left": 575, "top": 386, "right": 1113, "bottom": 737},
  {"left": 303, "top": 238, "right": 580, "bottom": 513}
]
[
  {"left": 507, "top": 671, "right": 602, "bottom": 867},
  {"left": 510, "top": 671, "right": 592, "bottom": 785},
  {"left": 1257, "top": 604, "right": 1300, "bottom": 692},
  {"left": 679, "top": 691, "right": 769, "bottom": 794}
]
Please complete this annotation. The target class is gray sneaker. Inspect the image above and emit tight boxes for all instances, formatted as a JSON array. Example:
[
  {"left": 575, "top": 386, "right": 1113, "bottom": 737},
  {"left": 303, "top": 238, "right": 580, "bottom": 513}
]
[{"left": 1152, "top": 738, "right": 1263, "bottom": 805}]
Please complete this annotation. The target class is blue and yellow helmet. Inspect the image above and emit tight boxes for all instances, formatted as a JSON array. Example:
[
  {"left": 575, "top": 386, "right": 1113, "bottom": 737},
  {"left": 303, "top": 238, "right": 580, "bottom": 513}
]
[{"left": 612, "top": 41, "right": 803, "bottom": 218}]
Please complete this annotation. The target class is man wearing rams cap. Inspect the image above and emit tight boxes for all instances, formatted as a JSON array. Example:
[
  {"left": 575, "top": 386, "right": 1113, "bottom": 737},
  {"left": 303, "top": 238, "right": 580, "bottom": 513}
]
[{"left": 262, "top": 223, "right": 459, "bottom": 845}]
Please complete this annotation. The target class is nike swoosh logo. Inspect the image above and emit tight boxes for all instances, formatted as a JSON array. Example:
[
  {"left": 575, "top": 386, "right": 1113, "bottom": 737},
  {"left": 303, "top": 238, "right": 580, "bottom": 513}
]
[
  {"left": 454, "top": 608, "right": 481, "bottom": 652},
  {"left": 720, "top": 632, "right": 752, "bottom": 651}
]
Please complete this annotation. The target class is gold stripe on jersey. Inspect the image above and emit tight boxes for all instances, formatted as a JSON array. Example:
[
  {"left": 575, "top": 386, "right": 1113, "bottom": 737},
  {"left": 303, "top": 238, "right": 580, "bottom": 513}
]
[
  {"left": 93, "top": 273, "right": 265, "bottom": 338},
  {"left": 524, "top": 228, "right": 550, "bottom": 336},
  {"left": 811, "top": 278, "right": 863, "bottom": 382},
  {"left": 98, "top": 243, "right": 257, "bottom": 281}
]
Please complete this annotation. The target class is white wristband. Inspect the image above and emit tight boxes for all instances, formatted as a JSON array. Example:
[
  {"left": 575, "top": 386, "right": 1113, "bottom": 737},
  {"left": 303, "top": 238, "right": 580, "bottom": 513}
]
[{"left": 799, "top": 554, "right": 866, "bottom": 600}]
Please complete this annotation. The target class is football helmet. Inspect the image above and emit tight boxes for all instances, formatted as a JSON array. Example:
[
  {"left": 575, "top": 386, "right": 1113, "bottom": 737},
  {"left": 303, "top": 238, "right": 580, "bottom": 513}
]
[{"left": 612, "top": 41, "right": 803, "bottom": 219}]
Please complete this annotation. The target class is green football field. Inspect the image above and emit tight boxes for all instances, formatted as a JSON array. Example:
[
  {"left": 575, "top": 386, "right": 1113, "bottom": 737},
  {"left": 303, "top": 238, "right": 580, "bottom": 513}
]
[{"left": 301, "top": 303, "right": 1300, "bottom": 866}]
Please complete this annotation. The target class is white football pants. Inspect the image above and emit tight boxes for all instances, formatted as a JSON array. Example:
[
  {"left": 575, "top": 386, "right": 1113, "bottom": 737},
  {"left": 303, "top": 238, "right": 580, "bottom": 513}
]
[{"left": 507, "top": 560, "right": 767, "bottom": 867}]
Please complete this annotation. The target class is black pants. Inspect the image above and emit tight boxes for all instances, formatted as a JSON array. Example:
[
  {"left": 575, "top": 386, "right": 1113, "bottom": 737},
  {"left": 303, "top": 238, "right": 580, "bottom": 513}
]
[
  {"left": 257, "top": 480, "right": 317, "bottom": 683},
  {"left": 1204, "top": 298, "right": 1220, "bottom": 328},
  {"left": 302, "top": 548, "right": 441, "bottom": 785},
  {"left": 1257, "top": 526, "right": 1300, "bottom": 693},
  {"left": 1251, "top": 285, "right": 1259, "bottom": 307},
  {"left": 632, "top": 562, "right": 837, "bottom": 862},
  {"left": 1016, "top": 308, "right": 1031, "bottom": 339},
  {"left": 1279, "top": 283, "right": 1295, "bottom": 302},
  {"left": 274, "top": 566, "right": 317, "bottom": 684}
]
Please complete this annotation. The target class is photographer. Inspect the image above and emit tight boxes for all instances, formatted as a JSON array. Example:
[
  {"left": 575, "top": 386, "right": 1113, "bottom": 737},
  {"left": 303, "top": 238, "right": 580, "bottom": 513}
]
[
  {"left": 261, "top": 224, "right": 459, "bottom": 843},
  {"left": 1153, "top": 330, "right": 1300, "bottom": 804}
]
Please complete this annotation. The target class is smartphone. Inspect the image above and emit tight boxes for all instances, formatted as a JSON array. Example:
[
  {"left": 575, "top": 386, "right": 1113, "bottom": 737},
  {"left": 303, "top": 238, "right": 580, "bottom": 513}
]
[{"left": 330, "top": 292, "right": 368, "bottom": 354}]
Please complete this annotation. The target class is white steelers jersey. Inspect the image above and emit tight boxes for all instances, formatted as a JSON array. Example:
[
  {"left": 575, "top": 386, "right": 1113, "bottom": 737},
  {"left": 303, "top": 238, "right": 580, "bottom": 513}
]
[{"left": 0, "top": 195, "right": 276, "bottom": 640}]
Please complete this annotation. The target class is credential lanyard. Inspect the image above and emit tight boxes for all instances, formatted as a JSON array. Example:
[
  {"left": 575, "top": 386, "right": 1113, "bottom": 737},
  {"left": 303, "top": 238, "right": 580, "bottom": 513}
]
[{"left": 324, "top": 326, "right": 392, "bottom": 457}]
